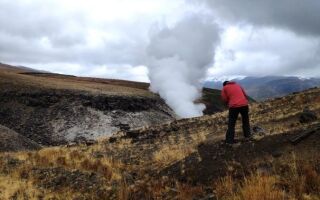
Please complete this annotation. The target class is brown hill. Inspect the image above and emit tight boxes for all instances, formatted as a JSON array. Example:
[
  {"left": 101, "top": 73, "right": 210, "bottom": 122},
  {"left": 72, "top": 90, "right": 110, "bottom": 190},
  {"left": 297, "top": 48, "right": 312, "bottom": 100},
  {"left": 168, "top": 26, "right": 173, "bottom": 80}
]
[
  {"left": 0, "top": 63, "right": 154, "bottom": 96},
  {"left": 0, "top": 63, "right": 175, "bottom": 145},
  {"left": 0, "top": 63, "right": 227, "bottom": 146}
]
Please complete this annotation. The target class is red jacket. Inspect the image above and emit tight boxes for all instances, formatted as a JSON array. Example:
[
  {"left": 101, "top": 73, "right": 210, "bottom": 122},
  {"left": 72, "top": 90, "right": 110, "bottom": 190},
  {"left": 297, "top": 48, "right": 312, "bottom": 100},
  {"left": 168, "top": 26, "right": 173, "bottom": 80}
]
[{"left": 221, "top": 82, "right": 248, "bottom": 108}]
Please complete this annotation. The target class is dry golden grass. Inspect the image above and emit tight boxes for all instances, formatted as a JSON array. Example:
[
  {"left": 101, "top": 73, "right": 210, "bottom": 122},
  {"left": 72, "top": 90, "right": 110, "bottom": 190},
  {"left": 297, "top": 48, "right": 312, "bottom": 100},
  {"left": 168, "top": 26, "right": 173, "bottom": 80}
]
[
  {"left": 214, "top": 176, "right": 236, "bottom": 199},
  {"left": 278, "top": 153, "right": 320, "bottom": 200},
  {"left": 0, "top": 67, "right": 154, "bottom": 97},
  {"left": 0, "top": 145, "right": 123, "bottom": 183},
  {"left": 236, "top": 175, "right": 286, "bottom": 200},
  {"left": 153, "top": 144, "right": 195, "bottom": 166},
  {"left": 111, "top": 138, "right": 133, "bottom": 151},
  {"left": 0, "top": 175, "right": 85, "bottom": 200},
  {"left": 153, "top": 132, "right": 206, "bottom": 167},
  {"left": 0, "top": 133, "right": 319, "bottom": 199},
  {"left": 214, "top": 152, "right": 320, "bottom": 200},
  {"left": 0, "top": 68, "right": 319, "bottom": 199},
  {"left": 0, "top": 145, "right": 124, "bottom": 199},
  {"left": 117, "top": 180, "right": 131, "bottom": 200},
  {"left": 176, "top": 183, "right": 205, "bottom": 200},
  {"left": 215, "top": 174, "right": 287, "bottom": 200},
  {"left": 0, "top": 176, "right": 40, "bottom": 200}
]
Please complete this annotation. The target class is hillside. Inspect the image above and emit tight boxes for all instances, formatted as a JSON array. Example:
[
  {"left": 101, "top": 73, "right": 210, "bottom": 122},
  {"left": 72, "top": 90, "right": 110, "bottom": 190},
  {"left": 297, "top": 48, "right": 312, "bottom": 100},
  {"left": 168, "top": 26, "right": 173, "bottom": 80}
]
[
  {"left": 0, "top": 125, "right": 41, "bottom": 152},
  {"left": 0, "top": 85, "right": 319, "bottom": 199},
  {"left": 0, "top": 63, "right": 175, "bottom": 145},
  {"left": 200, "top": 88, "right": 227, "bottom": 114},
  {"left": 0, "top": 63, "right": 226, "bottom": 146},
  {"left": 205, "top": 76, "right": 320, "bottom": 100}
]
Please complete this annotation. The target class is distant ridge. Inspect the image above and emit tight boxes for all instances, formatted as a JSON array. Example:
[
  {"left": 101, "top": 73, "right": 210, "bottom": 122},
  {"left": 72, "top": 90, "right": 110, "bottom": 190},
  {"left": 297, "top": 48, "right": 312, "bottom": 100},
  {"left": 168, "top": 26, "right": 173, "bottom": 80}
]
[
  {"left": 0, "top": 62, "right": 49, "bottom": 73},
  {"left": 205, "top": 76, "right": 320, "bottom": 100}
]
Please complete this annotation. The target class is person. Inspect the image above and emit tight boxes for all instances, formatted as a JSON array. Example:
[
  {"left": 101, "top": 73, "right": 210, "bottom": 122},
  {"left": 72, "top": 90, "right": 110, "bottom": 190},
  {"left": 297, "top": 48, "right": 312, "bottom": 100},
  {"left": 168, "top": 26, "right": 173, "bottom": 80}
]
[{"left": 221, "top": 81, "right": 251, "bottom": 144}]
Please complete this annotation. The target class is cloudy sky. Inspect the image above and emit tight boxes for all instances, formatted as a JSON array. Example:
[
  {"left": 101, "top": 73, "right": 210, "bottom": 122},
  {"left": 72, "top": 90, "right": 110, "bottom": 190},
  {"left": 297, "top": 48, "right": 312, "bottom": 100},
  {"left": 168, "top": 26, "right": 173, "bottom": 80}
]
[{"left": 1, "top": 0, "right": 320, "bottom": 82}]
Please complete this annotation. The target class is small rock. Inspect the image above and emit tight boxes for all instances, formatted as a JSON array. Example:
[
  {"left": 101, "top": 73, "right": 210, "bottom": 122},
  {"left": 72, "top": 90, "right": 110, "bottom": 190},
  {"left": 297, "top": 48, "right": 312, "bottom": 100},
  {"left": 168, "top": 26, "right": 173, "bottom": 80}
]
[
  {"left": 256, "top": 163, "right": 273, "bottom": 175},
  {"left": 93, "top": 152, "right": 104, "bottom": 159},
  {"left": 85, "top": 140, "right": 96, "bottom": 146},
  {"left": 66, "top": 142, "right": 77, "bottom": 147},
  {"left": 109, "top": 137, "right": 117, "bottom": 143},
  {"left": 299, "top": 108, "right": 317, "bottom": 123},
  {"left": 225, "top": 143, "right": 241, "bottom": 148},
  {"left": 271, "top": 150, "right": 282, "bottom": 158},
  {"left": 252, "top": 125, "right": 267, "bottom": 136}
]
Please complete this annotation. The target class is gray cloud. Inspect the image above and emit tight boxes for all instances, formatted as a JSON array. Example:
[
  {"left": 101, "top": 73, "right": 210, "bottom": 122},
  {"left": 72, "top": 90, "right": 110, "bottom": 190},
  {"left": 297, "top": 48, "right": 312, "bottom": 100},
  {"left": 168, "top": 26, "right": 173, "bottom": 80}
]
[
  {"left": 198, "top": 0, "right": 320, "bottom": 78},
  {"left": 0, "top": 0, "right": 319, "bottom": 85},
  {"left": 202, "top": 0, "right": 320, "bottom": 37},
  {"left": 0, "top": 0, "right": 154, "bottom": 77},
  {"left": 209, "top": 26, "right": 320, "bottom": 78}
]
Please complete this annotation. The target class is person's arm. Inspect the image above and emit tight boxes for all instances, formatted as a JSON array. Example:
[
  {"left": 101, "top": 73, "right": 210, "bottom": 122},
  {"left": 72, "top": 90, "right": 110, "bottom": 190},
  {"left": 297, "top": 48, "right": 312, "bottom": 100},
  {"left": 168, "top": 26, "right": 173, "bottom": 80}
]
[
  {"left": 241, "top": 87, "right": 248, "bottom": 99},
  {"left": 221, "top": 88, "right": 229, "bottom": 103}
]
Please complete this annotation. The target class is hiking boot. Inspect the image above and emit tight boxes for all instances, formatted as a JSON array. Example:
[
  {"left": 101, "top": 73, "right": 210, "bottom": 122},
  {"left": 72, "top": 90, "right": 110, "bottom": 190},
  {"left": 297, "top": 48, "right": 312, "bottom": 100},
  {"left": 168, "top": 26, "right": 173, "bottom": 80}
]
[
  {"left": 243, "top": 135, "right": 257, "bottom": 142},
  {"left": 224, "top": 142, "right": 241, "bottom": 148}
]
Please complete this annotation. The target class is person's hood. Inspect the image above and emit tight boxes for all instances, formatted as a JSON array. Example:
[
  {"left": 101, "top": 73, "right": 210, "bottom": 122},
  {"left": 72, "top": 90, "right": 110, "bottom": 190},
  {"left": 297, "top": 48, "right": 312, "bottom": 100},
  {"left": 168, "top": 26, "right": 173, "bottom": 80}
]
[{"left": 226, "top": 81, "right": 236, "bottom": 85}]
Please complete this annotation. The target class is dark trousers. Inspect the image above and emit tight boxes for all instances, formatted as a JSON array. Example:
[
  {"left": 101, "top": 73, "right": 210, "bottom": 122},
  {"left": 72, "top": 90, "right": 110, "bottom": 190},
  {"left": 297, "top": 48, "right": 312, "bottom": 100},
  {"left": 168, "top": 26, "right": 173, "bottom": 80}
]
[{"left": 226, "top": 105, "right": 251, "bottom": 144}]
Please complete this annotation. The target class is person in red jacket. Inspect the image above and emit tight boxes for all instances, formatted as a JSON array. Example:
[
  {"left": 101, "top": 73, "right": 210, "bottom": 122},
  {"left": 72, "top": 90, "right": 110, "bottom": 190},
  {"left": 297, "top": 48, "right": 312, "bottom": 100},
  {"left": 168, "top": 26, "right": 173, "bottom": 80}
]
[{"left": 221, "top": 81, "right": 251, "bottom": 144}]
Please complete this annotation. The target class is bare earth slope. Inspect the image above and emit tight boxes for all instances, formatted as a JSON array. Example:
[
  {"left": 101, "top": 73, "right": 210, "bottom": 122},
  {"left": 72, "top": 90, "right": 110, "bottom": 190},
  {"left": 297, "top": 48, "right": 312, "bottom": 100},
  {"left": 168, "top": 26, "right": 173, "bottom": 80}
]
[
  {"left": 0, "top": 125, "right": 41, "bottom": 152},
  {"left": 0, "top": 85, "right": 319, "bottom": 199},
  {"left": 0, "top": 63, "right": 227, "bottom": 146},
  {"left": 0, "top": 64, "right": 175, "bottom": 145}
]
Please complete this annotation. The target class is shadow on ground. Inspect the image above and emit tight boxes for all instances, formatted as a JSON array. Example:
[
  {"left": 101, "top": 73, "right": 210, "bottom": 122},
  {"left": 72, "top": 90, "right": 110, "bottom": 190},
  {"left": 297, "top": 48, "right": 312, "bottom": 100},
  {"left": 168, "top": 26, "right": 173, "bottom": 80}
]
[{"left": 160, "top": 125, "right": 320, "bottom": 185}]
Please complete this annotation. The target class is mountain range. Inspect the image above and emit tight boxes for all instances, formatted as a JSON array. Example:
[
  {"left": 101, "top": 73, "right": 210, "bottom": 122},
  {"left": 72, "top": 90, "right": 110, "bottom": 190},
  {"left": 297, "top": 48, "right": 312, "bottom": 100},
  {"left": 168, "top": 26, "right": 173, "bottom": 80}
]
[{"left": 204, "top": 76, "right": 320, "bottom": 100}]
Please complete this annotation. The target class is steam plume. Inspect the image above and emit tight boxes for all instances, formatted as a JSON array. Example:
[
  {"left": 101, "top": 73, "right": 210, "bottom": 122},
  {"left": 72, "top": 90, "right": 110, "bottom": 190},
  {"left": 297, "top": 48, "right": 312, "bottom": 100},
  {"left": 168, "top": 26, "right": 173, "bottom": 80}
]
[{"left": 146, "top": 15, "right": 220, "bottom": 118}]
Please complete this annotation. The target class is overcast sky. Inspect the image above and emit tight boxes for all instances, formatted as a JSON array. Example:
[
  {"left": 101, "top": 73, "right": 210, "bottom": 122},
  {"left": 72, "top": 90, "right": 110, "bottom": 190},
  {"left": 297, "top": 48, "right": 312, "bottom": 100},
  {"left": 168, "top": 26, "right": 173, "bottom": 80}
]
[{"left": 1, "top": 0, "right": 319, "bottom": 82}]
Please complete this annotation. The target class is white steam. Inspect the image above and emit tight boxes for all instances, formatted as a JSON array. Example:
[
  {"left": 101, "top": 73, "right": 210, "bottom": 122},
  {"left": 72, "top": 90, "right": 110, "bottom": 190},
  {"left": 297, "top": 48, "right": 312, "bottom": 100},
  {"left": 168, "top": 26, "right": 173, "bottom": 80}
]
[{"left": 146, "top": 16, "right": 220, "bottom": 118}]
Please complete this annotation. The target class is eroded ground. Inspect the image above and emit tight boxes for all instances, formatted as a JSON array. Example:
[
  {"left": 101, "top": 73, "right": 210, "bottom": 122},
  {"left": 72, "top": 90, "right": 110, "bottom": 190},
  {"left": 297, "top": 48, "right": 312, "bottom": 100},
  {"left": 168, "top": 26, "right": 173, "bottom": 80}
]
[{"left": 0, "top": 86, "right": 319, "bottom": 199}]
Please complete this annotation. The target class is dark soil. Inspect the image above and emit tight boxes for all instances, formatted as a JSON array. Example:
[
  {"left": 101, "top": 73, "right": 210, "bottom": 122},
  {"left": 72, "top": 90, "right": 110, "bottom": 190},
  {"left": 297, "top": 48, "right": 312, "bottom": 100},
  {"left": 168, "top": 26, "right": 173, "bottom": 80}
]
[
  {"left": 0, "top": 125, "right": 41, "bottom": 152},
  {"left": 160, "top": 123, "right": 320, "bottom": 185},
  {"left": 0, "top": 88, "right": 174, "bottom": 146}
]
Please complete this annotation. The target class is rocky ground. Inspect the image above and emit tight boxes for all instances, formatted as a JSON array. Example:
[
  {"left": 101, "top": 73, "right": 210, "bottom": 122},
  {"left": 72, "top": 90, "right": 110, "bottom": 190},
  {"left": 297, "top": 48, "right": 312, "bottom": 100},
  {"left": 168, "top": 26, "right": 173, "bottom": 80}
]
[
  {"left": 0, "top": 125, "right": 41, "bottom": 152},
  {"left": 0, "top": 64, "right": 225, "bottom": 146},
  {"left": 0, "top": 65, "right": 176, "bottom": 146},
  {"left": 0, "top": 83, "right": 319, "bottom": 199},
  {"left": 0, "top": 63, "right": 319, "bottom": 199},
  {"left": 0, "top": 88, "right": 175, "bottom": 146}
]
